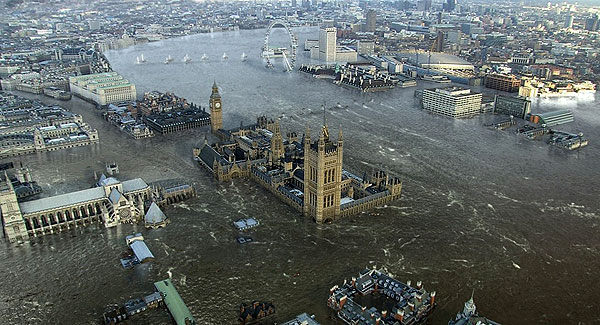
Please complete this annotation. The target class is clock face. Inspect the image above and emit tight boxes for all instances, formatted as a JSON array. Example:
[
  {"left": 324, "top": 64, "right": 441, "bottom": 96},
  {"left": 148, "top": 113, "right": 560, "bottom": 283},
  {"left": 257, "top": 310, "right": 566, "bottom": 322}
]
[{"left": 215, "top": 102, "right": 221, "bottom": 108}]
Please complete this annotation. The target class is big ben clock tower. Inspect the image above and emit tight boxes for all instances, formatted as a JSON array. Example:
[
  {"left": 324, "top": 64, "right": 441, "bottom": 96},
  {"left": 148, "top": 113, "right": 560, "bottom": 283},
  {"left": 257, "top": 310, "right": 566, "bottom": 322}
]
[{"left": 209, "top": 81, "right": 223, "bottom": 134}]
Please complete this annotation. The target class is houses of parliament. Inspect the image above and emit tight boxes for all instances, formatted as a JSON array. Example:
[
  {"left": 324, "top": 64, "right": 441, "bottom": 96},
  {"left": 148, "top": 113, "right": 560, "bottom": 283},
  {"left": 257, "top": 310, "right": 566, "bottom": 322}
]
[{"left": 194, "top": 82, "right": 402, "bottom": 223}]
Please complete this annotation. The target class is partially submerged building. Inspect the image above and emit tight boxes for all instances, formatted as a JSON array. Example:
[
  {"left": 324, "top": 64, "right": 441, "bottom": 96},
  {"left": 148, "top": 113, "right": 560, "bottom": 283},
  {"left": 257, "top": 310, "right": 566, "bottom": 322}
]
[
  {"left": 281, "top": 313, "right": 320, "bottom": 325},
  {"left": 144, "top": 202, "right": 168, "bottom": 228},
  {"left": 527, "top": 110, "right": 574, "bottom": 127},
  {"left": 1, "top": 174, "right": 151, "bottom": 242},
  {"left": 154, "top": 279, "right": 196, "bottom": 325},
  {"left": 448, "top": 294, "right": 501, "bottom": 325},
  {"left": 195, "top": 120, "right": 402, "bottom": 224},
  {"left": 0, "top": 93, "right": 99, "bottom": 158},
  {"left": 69, "top": 72, "right": 137, "bottom": 105},
  {"left": 328, "top": 269, "right": 436, "bottom": 324},
  {"left": 194, "top": 83, "right": 401, "bottom": 224},
  {"left": 120, "top": 233, "right": 154, "bottom": 268}
]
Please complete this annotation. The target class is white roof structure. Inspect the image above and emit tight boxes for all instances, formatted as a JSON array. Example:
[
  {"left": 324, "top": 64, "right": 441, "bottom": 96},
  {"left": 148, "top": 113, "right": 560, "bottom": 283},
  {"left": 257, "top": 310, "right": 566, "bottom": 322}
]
[
  {"left": 233, "top": 218, "right": 259, "bottom": 230},
  {"left": 145, "top": 202, "right": 167, "bottom": 225},
  {"left": 18, "top": 177, "right": 149, "bottom": 215},
  {"left": 98, "top": 177, "right": 119, "bottom": 186},
  {"left": 130, "top": 240, "right": 154, "bottom": 262},
  {"left": 122, "top": 178, "right": 149, "bottom": 192},
  {"left": 19, "top": 187, "right": 105, "bottom": 215}
]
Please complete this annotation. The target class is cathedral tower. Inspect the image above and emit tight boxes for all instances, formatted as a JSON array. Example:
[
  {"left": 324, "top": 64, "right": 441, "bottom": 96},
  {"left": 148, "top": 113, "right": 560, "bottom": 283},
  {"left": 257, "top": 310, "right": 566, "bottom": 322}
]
[
  {"left": 209, "top": 81, "right": 223, "bottom": 134},
  {"left": 303, "top": 124, "right": 343, "bottom": 223}
]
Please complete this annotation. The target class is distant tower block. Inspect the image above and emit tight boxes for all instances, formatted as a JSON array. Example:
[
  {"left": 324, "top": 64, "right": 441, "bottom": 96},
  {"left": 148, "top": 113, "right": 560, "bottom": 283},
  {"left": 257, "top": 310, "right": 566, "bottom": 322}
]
[{"left": 209, "top": 81, "right": 223, "bottom": 134}]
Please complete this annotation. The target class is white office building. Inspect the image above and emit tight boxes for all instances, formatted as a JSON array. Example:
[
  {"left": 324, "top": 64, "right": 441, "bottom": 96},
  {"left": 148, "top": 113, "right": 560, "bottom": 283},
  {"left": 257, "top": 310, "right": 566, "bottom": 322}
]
[
  {"left": 319, "top": 27, "right": 337, "bottom": 62},
  {"left": 310, "top": 27, "right": 357, "bottom": 63},
  {"left": 421, "top": 87, "right": 482, "bottom": 118},
  {"left": 69, "top": 72, "right": 137, "bottom": 105}
]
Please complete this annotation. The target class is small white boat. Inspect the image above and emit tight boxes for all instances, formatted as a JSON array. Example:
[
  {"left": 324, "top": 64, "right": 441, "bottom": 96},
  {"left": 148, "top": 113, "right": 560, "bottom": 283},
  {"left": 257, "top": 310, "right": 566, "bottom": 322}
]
[
  {"left": 241, "top": 52, "right": 248, "bottom": 61},
  {"left": 201, "top": 53, "right": 208, "bottom": 61},
  {"left": 136, "top": 56, "right": 140, "bottom": 64},
  {"left": 183, "top": 54, "right": 191, "bottom": 63},
  {"left": 140, "top": 54, "right": 146, "bottom": 62},
  {"left": 222, "top": 52, "right": 228, "bottom": 60},
  {"left": 164, "top": 55, "right": 173, "bottom": 64}
]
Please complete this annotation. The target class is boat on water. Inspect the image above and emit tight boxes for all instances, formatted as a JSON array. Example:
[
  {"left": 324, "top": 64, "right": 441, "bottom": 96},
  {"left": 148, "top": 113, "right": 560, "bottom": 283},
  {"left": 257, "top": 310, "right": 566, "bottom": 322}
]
[
  {"left": 140, "top": 53, "right": 146, "bottom": 62},
  {"left": 136, "top": 56, "right": 140, "bottom": 64},
  {"left": 201, "top": 53, "right": 208, "bottom": 61},
  {"left": 241, "top": 52, "right": 248, "bottom": 61},
  {"left": 164, "top": 55, "right": 173, "bottom": 64},
  {"left": 222, "top": 52, "right": 229, "bottom": 60},
  {"left": 183, "top": 54, "right": 191, "bottom": 63}
]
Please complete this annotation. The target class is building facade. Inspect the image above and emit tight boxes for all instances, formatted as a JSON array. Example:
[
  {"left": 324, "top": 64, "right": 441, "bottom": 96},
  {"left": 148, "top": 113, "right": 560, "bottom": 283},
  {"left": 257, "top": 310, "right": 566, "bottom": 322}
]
[
  {"left": 494, "top": 95, "right": 531, "bottom": 119},
  {"left": 421, "top": 87, "right": 482, "bottom": 118},
  {"left": 144, "top": 109, "right": 210, "bottom": 134},
  {"left": 303, "top": 126, "right": 343, "bottom": 223},
  {"left": 1, "top": 175, "right": 152, "bottom": 243},
  {"left": 366, "top": 10, "right": 376, "bottom": 32},
  {"left": 319, "top": 27, "right": 337, "bottom": 62},
  {"left": 69, "top": 72, "right": 137, "bottom": 106},
  {"left": 485, "top": 74, "right": 521, "bottom": 93}
]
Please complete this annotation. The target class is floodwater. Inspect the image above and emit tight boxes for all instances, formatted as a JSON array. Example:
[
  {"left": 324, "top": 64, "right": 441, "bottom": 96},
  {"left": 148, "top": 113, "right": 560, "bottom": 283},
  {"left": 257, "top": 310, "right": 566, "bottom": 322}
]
[{"left": 1, "top": 27, "right": 599, "bottom": 324}]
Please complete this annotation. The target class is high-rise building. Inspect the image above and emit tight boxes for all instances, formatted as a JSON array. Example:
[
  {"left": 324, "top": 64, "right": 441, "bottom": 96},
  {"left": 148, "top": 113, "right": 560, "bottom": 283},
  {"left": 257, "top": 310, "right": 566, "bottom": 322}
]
[
  {"left": 564, "top": 15, "right": 574, "bottom": 29},
  {"left": 435, "top": 31, "right": 445, "bottom": 52},
  {"left": 444, "top": 0, "right": 456, "bottom": 11},
  {"left": 209, "top": 81, "right": 223, "bottom": 133},
  {"left": 421, "top": 87, "right": 482, "bottom": 118},
  {"left": 303, "top": 124, "right": 343, "bottom": 223},
  {"left": 584, "top": 14, "right": 599, "bottom": 31},
  {"left": 366, "top": 9, "right": 376, "bottom": 32},
  {"left": 485, "top": 74, "right": 522, "bottom": 93},
  {"left": 319, "top": 27, "right": 337, "bottom": 62},
  {"left": 417, "top": 0, "right": 432, "bottom": 11}
]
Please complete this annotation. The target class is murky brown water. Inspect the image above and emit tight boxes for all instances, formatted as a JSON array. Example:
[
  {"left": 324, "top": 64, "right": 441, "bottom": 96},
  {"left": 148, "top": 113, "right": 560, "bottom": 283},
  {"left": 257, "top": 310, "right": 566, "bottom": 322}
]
[{"left": 1, "top": 27, "right": 599, "bottom": 324}]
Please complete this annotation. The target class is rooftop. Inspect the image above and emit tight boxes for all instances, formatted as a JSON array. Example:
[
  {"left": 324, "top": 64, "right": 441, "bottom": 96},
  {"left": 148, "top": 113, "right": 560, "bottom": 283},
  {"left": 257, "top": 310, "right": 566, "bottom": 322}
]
[
  {"left": 397, "top": 52, "right": 474, "bottom": 69},
  {"left": 154, "top": 279, "right": 196, "bottom": 325},
  {"left": 19, "top": 187, "right": 105, "bottom": 215}
]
